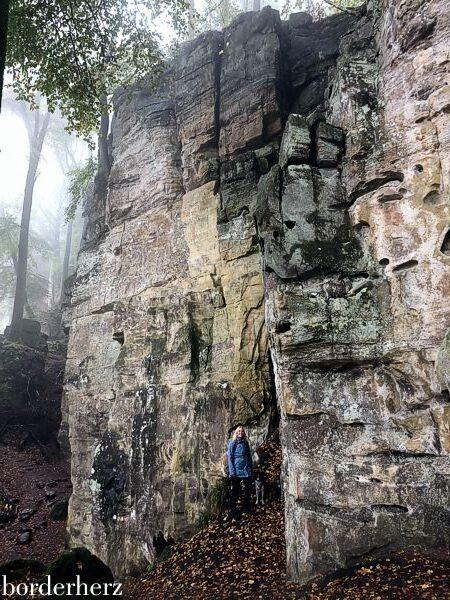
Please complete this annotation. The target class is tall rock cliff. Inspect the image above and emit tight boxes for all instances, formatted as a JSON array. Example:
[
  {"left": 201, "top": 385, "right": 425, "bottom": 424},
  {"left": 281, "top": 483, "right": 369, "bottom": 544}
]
[
  {"left": 259, "top": 0, "right": 450, "bottom": 582},
  {"left": 62, "top": 0, "right": 450, "bottom": 582}
]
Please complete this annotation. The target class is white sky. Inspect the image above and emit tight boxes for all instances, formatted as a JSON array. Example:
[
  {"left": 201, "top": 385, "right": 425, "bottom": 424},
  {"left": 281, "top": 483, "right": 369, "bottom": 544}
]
[
  {"left": 0, "top": 0, "right": 325, "bottom": 298},
  {"left": 0, "top": 110, "right": 66, "bottom": 222},
  {"left": 0, "top": 0, "right": 329, "bottom": 231}
]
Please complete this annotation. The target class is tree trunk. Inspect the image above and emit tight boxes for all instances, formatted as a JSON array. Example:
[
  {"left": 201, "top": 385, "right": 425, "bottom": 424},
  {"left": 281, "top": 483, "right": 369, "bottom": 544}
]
[
  {"left": 59, "top": 219, "right": 73, "bottom": 304},
  {"left": 98, "top": 94, "right": 111, "bottom": 175},
  {"left": 94, "top": 94, "right": 111, "bottom": 210},
  {"left": 188, "top": 0, "right": 195, "bottom": 38},
  {"left": 0, "top": 0, "right": 9, "bottom": 110},
  {"left": 8, "top": 110, "right": 50, "bottom": 340},
  {"left": 10, "top": 252, "right": 34, "bottom": 318},
  {"left": 24, "top": 296, "right": 35, "bottom": 318},
  {"left": 50, "top": 201, "right": 64, "bottom": 305}
]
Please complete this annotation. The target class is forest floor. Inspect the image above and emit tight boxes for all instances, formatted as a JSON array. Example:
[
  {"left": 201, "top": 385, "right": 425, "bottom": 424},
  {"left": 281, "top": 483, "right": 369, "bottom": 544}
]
[
  {"left": 124, "top": 438, "right": 450, "bottom": 600},
  {"left": 0, "top": 436, "right": 449, "bottom": 599},
  {"left": 125, "top": 516, "right": 449, "bottom": 599},
  {"left": 0, "top": 436, "right": 71, "bottom": 565}
]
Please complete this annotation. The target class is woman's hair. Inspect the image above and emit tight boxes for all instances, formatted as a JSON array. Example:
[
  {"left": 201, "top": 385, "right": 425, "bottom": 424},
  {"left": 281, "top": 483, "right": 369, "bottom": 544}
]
[{"left": 232, "top": 425, "right": 246, "bottom": 440}]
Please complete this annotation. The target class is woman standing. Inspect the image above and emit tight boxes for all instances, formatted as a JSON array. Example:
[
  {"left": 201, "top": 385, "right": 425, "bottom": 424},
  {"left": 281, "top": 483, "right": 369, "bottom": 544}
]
[{"left": 227, "top": 425, "right": 253, "bottom": 518}]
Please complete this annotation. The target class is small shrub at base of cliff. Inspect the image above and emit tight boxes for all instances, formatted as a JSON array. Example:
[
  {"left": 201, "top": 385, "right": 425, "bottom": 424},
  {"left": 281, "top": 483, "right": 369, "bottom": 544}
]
[
  {"left": 50, "top": 499, "right": 69, "bottom": 521},
  {"left": 195, "top": 511, "right": 214, "bottom": 530},
  {"left": 194, "top": 478, "right": 229, "bottom": 530},
  {"left": 206, "top": 478, "right": 229, "bottom": 514},
  {"left": 0, "top": 490, "right": 17, "bottom": 523}
]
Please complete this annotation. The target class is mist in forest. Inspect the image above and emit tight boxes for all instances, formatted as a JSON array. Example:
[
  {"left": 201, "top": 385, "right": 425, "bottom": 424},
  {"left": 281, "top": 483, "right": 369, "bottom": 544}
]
[
  {"left": 0, "top": 96, "right": 88, "bottom": 334},
  {"left": 0, "top": 0, "right": 350, "bottom": 338}
]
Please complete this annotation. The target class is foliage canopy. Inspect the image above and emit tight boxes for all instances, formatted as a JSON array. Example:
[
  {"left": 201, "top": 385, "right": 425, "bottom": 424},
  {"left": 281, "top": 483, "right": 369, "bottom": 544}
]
[
  {"left": 6, "top": 0, "right": 189, "bottom": 138},
  {"left": 282, "top": 0, "right": 363, "bottom": 20},
  {"left": 67, "top": 156, "right": 97, "bottom": 221}
]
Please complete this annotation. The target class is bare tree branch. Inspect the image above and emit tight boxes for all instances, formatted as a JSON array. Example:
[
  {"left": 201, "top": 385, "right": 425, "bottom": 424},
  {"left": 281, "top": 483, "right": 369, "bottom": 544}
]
[{"left": 322, "top": 0, "right": 357, "bottom": 15}]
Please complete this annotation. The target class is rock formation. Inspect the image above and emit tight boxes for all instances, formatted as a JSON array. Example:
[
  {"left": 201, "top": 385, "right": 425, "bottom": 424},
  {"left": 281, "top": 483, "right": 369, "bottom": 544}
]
[
  {"left": 260, "top": 0, "right": 450, "bottom": 581},
  {"left": 0, "top": 329, "right": 46, "bottom": 415},
  {"left": 62, "top": 0, "right": 450, "bottom": 582},
  {"left": 1, "top": 324, "right": 64, "bottom": 442}
]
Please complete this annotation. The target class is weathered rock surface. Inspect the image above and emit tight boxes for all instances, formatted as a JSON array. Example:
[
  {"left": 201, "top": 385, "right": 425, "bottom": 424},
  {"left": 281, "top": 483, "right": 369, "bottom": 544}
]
[
  {"left": 62, "top": 9, "right": 283, "bottom": 575},
  {"left": 258, "top": 0, "right": 450, "bottom": 584},
  {"left": 62, "top": 0, "right": 450, "bottom": 582}
]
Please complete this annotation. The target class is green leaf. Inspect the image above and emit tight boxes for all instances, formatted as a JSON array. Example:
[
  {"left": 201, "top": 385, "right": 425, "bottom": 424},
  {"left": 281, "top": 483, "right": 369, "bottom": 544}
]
[{"left": 6, "top": 0, "right": 190, "bottom": 138}]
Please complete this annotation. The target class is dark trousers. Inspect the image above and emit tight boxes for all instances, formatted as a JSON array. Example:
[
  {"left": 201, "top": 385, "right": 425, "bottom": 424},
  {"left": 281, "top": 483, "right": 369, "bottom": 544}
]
[{"left": 230, "top": 476, "right": 253, "bottom": 514}]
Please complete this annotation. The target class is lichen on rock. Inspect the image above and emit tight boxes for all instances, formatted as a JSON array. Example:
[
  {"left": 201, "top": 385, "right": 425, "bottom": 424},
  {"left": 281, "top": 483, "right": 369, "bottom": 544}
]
[{"left": 61, "top": 0, "right": 450, "bottom": 582}]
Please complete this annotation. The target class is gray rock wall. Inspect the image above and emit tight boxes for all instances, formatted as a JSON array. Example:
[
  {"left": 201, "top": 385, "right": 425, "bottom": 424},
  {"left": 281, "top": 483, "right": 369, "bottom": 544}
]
[
  {"left": 62, "top": 0, "right": 450, "bottom": 581},
  {"left": 62, "top": 7, "right": 291, "bottom": 576},
  {"left": 259, "top": 0, "right": 450, "bottom": 583}
]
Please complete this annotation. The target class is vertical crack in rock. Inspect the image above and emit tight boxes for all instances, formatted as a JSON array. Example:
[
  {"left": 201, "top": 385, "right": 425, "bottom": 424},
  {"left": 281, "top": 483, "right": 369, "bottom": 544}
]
[
  {"left": 62, "top": 0, "right": 450, "bottom": 582},
  {"left": 63, "top": 8, "right": 286, "bottom": 576}
]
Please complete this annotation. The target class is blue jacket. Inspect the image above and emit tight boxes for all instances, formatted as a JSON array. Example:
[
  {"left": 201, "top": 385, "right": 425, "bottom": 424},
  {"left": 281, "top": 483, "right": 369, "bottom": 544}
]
[{"left": 227, "top": 439, "right": 253, "bottom": 478}]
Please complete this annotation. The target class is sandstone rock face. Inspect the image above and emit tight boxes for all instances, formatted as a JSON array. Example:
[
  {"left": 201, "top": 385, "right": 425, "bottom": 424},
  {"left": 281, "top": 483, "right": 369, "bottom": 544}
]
[
  {"left": 258, "top": 0, "right": 450, "bottom": 584},
  {"left": 62, "top": 0, "right": 450, "bottom": 582},
  {"left": 62, "top": 9, "right": 284, "bottom": 576}
]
